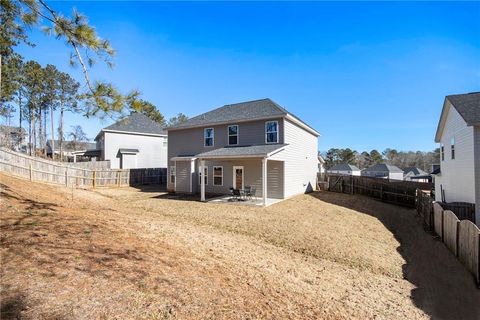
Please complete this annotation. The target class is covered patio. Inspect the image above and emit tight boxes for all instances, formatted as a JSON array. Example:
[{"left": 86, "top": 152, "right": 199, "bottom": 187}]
[
  {"left": 195, "top": 144, "right": 287, "bottom": 206},
  {"left": 207, "top": 195, "right": 283, "bottom": 207}
]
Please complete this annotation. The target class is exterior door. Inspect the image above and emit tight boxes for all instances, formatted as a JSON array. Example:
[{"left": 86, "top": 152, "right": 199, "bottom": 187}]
[{"left": 233, "top": 166, "right": 244, "bottom": 189}]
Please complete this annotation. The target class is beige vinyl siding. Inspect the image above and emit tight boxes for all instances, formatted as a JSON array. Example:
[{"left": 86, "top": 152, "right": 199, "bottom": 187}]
[
  {"left": 167, "top": 118, "right": 283, "bottom": 191},
  {"left": 267, "top": 160, "right": 284, "bottom": 199},
  {"left": 270, "top": 118, "right": 318, "bottom": 198},
  {"left": 474, "top": 126, "right": 480, "bottom": 223},
  {"left": 175, "top": 161, "right": 192, "bottom": 193},
  {"left": 435, "top": 104, "right": 476, "bottom": 204}
]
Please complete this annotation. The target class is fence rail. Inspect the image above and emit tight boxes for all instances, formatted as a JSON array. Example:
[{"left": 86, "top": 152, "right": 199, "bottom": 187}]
[
  {"left": 0, "top": 148, "right": 166, "bottom": 188},
  {"left": 327, "top": 174, "right": 433, "bottom": 208}
]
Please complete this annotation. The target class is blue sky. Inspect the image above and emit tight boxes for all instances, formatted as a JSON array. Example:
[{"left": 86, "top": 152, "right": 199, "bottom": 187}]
[{"left": 13, "top": 1, "right": 480, "bottom": 152}]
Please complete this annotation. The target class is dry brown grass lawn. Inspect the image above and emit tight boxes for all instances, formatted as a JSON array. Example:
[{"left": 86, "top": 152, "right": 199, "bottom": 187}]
[{"left": 1, "top": 172, "right": 479, "bottom": 319}]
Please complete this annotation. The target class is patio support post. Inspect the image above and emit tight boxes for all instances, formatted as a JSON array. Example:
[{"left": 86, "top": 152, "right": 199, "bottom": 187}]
[
  {"left": 262, "top": 157, "right": 267, "bottom": 207},
  {"left": 200, "top": 159, "right": 206, "bottom": 202},
  {"left": 73, "top": 154, "right": 77, "bottom": 163}
]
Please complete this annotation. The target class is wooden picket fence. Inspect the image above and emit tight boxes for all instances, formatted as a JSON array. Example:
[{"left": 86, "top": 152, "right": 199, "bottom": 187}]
[
  {"left": 429, "top": 203, "right": 480, "bottom": 286},
  {"left": 326, "top": 174, "right": 433, "bottom": 207},
  {"left": 0, "top": 147, "right": 166, "bottom": 188}
]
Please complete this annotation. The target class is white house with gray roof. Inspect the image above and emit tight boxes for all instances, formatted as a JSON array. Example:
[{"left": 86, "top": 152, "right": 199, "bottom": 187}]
[
  {"left": 95, "top": 112, "right": 168, "bottom": 169},
  {"left": 361, "top": 163, "right": 404, "bottom": 180},
  {"left": 433, "top": 92, "right": 480, "bottom": 225},
  {"left": 327, "top": 163, "right": 361, "bottom": 176},
  {"left": 166, "top": 98, "right": 320, "bottom": 206}
]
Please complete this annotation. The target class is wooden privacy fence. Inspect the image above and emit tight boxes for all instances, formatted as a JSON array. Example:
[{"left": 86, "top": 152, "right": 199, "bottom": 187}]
[
  {"left": 327, "top": 174, "right": 433, "bottom": 207},
  {"left": 416, "top": 190, "right": 434, "bottom": 229},
  {"left": 429, "top": 203, "right": 480, "bottom": 285},
  {"left": 0, "top": 147, "right": 166, "bottom": 188}
]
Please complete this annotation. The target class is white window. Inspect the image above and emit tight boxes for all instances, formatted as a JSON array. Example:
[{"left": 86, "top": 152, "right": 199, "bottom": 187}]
[
  {"left": 451, "top": 137, "right": 455, "bottom": 160},
  {"left": 204, "top": 128, "right": 214, "bottom": 147},
  {"left": 265, "top": 121, "right": 278, "bottom": 144},
  {"left": 213, "top": 166, "right": 223, "bottom": 186},
  {"left": 199, "top": 166, "right": 208, "bottom": 185},
  {"left": 228, "top": 125, "right": 239, "bottom": 145},
  {"left": 170, "top": 166, "right": 175, "bottom": 184},
  {"left": 441, "top": 144, "right": 444, "bottom": 161}
]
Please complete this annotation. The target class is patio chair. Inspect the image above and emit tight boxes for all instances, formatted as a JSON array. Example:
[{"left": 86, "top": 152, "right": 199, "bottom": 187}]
[
  {"left": 247, "top": 186, "right": 256, "bottom": 200},
  {"left": 229, "top": 187, "right": 240, "bottom": 201},
  {"left": 244, "top": 186, "right": 252, "bottom": 200}
]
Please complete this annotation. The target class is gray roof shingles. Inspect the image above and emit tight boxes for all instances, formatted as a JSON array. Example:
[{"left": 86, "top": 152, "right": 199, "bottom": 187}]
[
  {"left": 167, "top": 98, "right": 316, "bottom": 133},
  {"left": 195, "top": 144, "right": 287, "bottom": 158},
  {"left": 329, "top": 163, "right": 360, "bottom": 171},
  {"left": 363, "top": 164, "right": 403, "bottom": 173},
  {"left": 446, "top": 92, "right": 480, "bottom": 126},
  {"left": 403, "top": 167, "right": 427, "bottom": 176},
  {"left": 101, "top": 112, "right": 166, "bottom": 136}
]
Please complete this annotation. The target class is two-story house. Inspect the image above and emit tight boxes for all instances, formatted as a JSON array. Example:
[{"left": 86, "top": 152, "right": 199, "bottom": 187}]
[
  {"left": 95, "top": 112, "right": 168, "bottom": 169},
  {"left": 166, "top": 99, "right": 320, "bottom": 206},
  {"left": 434, "top": 92, "right": 480, "bottom": 225}
]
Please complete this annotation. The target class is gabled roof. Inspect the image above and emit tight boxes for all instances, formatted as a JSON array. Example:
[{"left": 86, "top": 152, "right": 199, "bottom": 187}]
[
  {"left": 403, "top": 167, "right": 427, "bottom": 176},
  {"left": 435, "top": 92, "right": 480, "bottom": 142},
  {"left": 328, "top": 163, "right": 360, "bottom": 171},
  {"left": 167, "top": 98, "right": 319, "bottom": 136},
  {"left": 195, "top": 144, "right": 287, "bottom": 159},
  {"left": 362, "top": 163, "right": 403, "bottom": 173},
  {"left": 46, "top": 140, "right": 96, "bottom": 152},
  {"left": 97, "top": 112, "right": 166, "bottom": 140}
]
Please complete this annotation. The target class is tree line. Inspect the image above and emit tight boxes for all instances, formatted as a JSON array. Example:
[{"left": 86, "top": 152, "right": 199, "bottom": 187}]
[
  {"left": 322, "top": 148, "right": 440, "bottom": 172},
  {"left": 0, "top": 0, "right": 187, "bottom": 158}
]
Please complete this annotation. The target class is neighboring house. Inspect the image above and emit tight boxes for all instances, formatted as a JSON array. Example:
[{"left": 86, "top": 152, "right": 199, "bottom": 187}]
[
  {"left": 433, "top": 92, "right": 480, "bottom": 225},
  {"left": 361, "top": 163, "right": 404, "bottom": 180},
  {"left": 318, "top": 154, "right": 326, "bottom": 175},
  {"left": 166, "top": 98, "right": 320, "bottom": 206},
  {"left": 403, "top": 167, "right": 430, "bottom": 182},
  {"left": 0, "top": 125, "right": 26, "bottom": 152},
  {"left": 95, "top": 112, "right": 168, "bottom": 169},
  {"left": 327, "top": 163, "right": 361, "bottom": 176},
  {"left": 46, "top": 139, "right": 98, "bottom": 160}
]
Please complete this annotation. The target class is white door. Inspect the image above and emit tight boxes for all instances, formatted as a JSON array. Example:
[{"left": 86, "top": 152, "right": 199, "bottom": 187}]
[
  {"left": 233, "top": 166, "right": 244, "bottom": 189},
  {"left": 121, "top": 154, "right": 137, "bottom": 169}
]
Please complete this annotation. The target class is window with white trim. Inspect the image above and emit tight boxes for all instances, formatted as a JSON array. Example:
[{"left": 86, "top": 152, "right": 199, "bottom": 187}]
[
  {"left": 451, "top": 137, "right": 455, "bottom": 160},
  {"left": 265, "top": 121, "right": 278, "bottom": 144},
  {"left": 199, "top": 166, "right": 208, "bottom": 185},
  {"left": 213, "top": 166, "right": 223, "bottom": 186},
  {"left": 228, "top": 125, "right": 239, "bottom": 145},
  {"left": 441, "top": 144, "right": 445, "bottom": 161},
  {"left": 204, "top": 128, "right": 214, "bottom": 147},
  {"left": 170, "top": 166, "right": 176, "bottom": 184}
]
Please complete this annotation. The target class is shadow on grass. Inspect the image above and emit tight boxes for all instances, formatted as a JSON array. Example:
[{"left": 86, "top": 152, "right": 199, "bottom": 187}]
[
  {"left": 309, "top": 191, "right": 480, "bottom": 320},
  {"left": 0, "top": 292, "right": 26, "bottom": 320},
  {"left": 152, "top": 192, "right": 218, "bottom": 201}
]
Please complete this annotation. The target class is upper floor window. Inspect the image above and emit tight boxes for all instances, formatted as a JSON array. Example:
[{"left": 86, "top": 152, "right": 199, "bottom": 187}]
[
  {"left": 451, "top": 137, "right": 455, "bottom": 160},
  {"left": 441, "top": 144, "right": 444, "bottom": 161},
  {"left": 204, "top": 128, "right": 214, "bottom": 147},
  {"left": 228, "top": 125, "right": 239, "bottom": 145},
  {"left": 265, "top": 121, "right": 278, "bottom": 144}
]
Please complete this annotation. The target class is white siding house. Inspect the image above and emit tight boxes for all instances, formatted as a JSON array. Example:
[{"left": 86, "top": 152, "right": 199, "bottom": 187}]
[
  {"left": 434, "top": 92, "right": 480, "bottom": 225},
  {"left": 327, "top": 163, "right": 361, "bottom": 176},
  {"left": 361, "top": 164, "right": 404, "bottom": 180},
  {"left": 95, "top": 113, "right": 167, "bottom": 169}
]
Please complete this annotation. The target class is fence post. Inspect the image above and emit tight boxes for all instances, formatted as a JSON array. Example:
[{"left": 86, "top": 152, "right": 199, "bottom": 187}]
[
  {"left": 117, "top": 170, "right": 121, "bottom": 187},
  {"left": 93, "top": 171, "right": 96, "bottom": 189},
  {"left": 380, "top": 185, "right": 383, "bottom": 201},
  {"left": 65, "top": 168, "right": 68, "bottom": 186},
  {"left": 29, "top": 163, "right": 33, "bottom": 181}
]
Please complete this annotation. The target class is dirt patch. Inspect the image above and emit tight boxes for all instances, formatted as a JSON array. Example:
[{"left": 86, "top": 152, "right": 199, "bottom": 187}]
[{"left": 1, "top": 173, "right": 479, "bottom": 319}]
